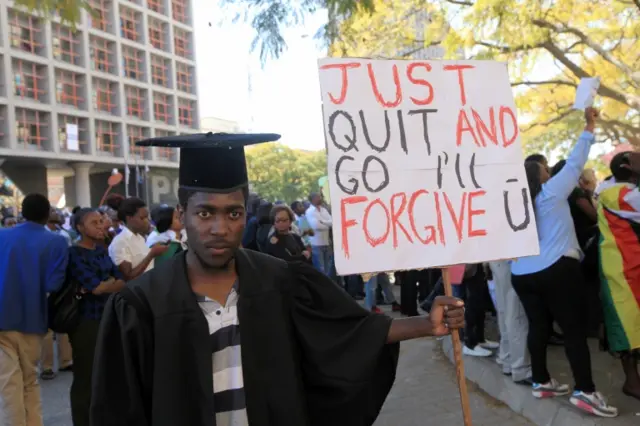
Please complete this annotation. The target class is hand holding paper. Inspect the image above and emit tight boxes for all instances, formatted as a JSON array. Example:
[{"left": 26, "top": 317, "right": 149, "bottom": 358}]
[{"left": 573, "top": 77, "right": 600, "bottom": 111}]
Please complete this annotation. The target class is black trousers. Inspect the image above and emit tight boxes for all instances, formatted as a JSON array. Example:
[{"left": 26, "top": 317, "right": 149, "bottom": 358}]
[
  {"left": 68, "top": 319, "right": 101, "bottom": 426},
  {"left": 463, "top": 277, "right": 489, "bottom": 349},
  {"left": 512, "top": 257, "right": 595, "bottom": 392},
  {"left": 400, "top": 270, "right": 430, "bottom": 316}
]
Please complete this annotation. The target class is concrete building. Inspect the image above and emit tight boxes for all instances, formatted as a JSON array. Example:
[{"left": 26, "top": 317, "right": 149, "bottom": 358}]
[{"left": 0, "top": 0, "right": 200, "bottom": 207}]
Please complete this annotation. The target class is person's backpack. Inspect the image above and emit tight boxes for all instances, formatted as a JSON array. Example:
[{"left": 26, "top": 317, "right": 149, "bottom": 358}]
[{"left": 48, "top": 277, "right": 83, "bottom": 333}]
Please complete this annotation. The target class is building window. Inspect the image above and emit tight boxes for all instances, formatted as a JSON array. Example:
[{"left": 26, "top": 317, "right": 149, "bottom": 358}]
[
  {"left": 120, "top": 6, "right": 141, "bottom": 42},
  {"left": 122, "top": 46, "right": 145, "bottom": 81},
  {"left": 8, "top": 10, "right": 44, "bottom": 56},
  {"left": 52, "top": 24, "right": 81, "bottom": 66},
  {"left": 178, "top": 98, "right": 194, "bottom": 127},
  {"left": 88, "top": 0, "right": 112, "bottom": 32},
  {"left": 148, "top": 0, "right": 164, "bottom": 14},
  {"left": 15, "top": 108, "right": 48, "bottom": 149},
  {"left": 128, "top": 125, "right": 149, "bottom": 158},
  {"left": 125, "top": 86, "right": 146, "bottom": 119},
  {"left": 92, "top": 78, "right": 117, "bottom": 114},
  {"left": 155, "top": 131, "right": 177, "bottom": 161},
  {"left": 173, "top": 28, "right": 190, "bottom": 58},
  {"left": 89, "top": 36, "right": 115, "bottom": 74},
  {"left": 148, "top": 18, "right": 166, "bottom": 50},
  {"left": 58, "top": 115, "right": 86, "bottom": 152},
  {"left": 172, "top": 0, "right": 188, "bottom": 24},
  {"left": 12, "top": 60, "right": 46, "bottom": 103},
  {"left": 55, "top": 70, "right": 84, "bottom": 109},
  {"left": 176, "top": 62, "right": 192, "bottom": 93},
  {"left": 153, "top": 92, "right": 171, "bottom": 123},
  {"left": 151, "top": 55, "right": 169, "bottom": 87},
  {"left": 95, "top": 120, "right": 119, "bottom": 154}
]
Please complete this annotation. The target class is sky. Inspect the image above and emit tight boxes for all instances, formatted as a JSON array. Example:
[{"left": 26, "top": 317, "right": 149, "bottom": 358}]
[
  {"left": 193, "top": 1, "right": 329, "bottom": 151},
  {"left": 191, "top": 1, "right": 613, "bottom": 161}
]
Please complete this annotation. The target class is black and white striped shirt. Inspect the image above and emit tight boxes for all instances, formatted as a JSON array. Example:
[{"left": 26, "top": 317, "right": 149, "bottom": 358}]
[{"left": 197, "top": 285, "right": 248, "bottom": 426}]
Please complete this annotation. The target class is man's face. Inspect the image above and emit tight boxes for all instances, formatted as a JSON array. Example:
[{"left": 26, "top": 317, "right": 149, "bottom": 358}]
[
  {"left": 293, "top": 203, "right": 304, "bottom": 215},
  {"left": 182, "top": 190, "right": 246, "bottom": 269},
  {"left": 311, "top": 194, "right": 322, "bottom": 206}
]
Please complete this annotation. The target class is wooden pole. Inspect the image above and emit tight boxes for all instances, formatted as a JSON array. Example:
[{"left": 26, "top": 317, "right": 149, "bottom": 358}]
[{"left": 442, "top": 267, "right": 473, "bottom": 426}]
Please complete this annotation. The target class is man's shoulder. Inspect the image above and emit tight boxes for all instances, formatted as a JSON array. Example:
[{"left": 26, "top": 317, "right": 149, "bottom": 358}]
[{"left": 239, "top": 248, "right": 288, "bottom": 269}]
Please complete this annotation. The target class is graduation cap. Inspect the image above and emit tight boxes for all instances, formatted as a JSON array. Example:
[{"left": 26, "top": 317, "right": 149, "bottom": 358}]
[{"left": 137, "top": 132, "right": 280, "bottom": 193}]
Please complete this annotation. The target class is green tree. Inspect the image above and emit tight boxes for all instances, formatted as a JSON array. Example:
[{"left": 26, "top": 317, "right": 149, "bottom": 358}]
[
  {"left": 14, "top": 0, "right": 89, "bottom": 26},
  {"left": 245, "top": 143, "right": 327, "bottom": 202},
  {"left": 328, "top": 0, "right": 639, "bottom": 152}
]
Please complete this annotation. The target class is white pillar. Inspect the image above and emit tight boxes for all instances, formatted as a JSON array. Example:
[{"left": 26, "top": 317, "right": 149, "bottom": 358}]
[{"left": 73, "top": 163, "right": 93, "bottom": 207}]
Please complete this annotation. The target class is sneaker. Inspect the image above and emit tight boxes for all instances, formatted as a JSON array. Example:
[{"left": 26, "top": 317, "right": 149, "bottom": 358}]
[
  {"left": 371, "top": 307, "right": 383, "bottom": 314},
  {"left": 463, "top": 345, "right": 492, "bottom": 357},
  {"left": 532, "top": 379, "right": 570, "bottom": 398},
  {"left": 391, "top": 302, "right": 402, "bottom": 312},
  {"left": 479, "top": 340, "right": 499, "bottom": 349},
  {"left": 570, "top": 391, "right": 618, "bottom": 418},
  {"left": 40, "top": 369, "right": 56, "bottom": 381}
]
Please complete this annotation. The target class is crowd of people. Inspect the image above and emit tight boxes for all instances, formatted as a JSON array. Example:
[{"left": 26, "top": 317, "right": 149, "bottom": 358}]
[{"left": 0, "top": 108, "right": 638, "bottom": 425}]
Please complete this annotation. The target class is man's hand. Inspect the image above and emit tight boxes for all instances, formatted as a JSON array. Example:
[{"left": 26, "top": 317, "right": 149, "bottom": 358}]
[
  {"left": 584, "top": 107, "right": 599, "bottom": 133},
  {"left": 150, "top": 244, "right": 169, "bottom": 257},
  {"left": 429, "top": 296, "right": 465, "bottom": 337}
]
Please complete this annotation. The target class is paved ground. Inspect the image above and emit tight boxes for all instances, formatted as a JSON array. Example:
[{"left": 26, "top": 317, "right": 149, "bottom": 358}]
[
  {"left": 41, "top": 337, "right": 531, "bottom": 426},
  {"left": 375, "top": 338, "right": 532, "bottom": 426},
  {"left": 442, "top": 323, "right": 640, "bottom": 425}
]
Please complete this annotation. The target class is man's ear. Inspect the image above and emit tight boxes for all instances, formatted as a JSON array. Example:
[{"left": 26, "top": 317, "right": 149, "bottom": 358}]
[{"left": 176, "top": 204, "right": 186, "bottom": 227}]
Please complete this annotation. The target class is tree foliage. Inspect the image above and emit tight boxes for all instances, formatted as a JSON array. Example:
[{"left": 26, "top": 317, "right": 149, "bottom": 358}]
[
  {"left": 245, "top": 143, "right": 327, "bottom": 202},
  {"left": 327, "top": 0, "right": 640, "bottom": 153},
  {"left": 13, "top": 0, "right": 89, "bottom": 28}
]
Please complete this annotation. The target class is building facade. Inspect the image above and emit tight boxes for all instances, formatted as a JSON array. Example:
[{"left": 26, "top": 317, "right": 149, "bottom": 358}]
[{"left": 0, "top": 0, "right": 200, "bottom": 207}]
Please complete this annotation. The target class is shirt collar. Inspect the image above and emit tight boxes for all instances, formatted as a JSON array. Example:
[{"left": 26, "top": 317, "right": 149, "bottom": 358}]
[{"left": 194, "top": 281, "right": 239, "bottom": 303}]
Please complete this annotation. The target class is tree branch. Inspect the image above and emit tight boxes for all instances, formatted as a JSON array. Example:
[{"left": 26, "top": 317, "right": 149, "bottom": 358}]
[
  {"left": 511, "top": 80, "right": 577, "bottom": 88},
  {"left": 523, "top": 109, "right": 574, "bottom": 132},
  {"left": 541, "top": 40, "right": 640, "bottom": 110},
  {"left": 532, "top": 18, "right": 638, "bottom": 85},
  {"left": 444, "top": 0, "right": 475, "bottom": 6},
  {"left": 476, "top": 41, "right": 544, "bottom": 53}
]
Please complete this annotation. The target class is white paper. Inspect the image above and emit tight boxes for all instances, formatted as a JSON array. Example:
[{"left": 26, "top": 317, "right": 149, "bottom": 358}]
[
  {"left": 66, "top": 123, "right": 79, "bottom": 151},
  {"left": 318, "top": 58, "right": 540, "bottom": 276},
  {"left": 573, "top": 77, "right": 600, "bottom": 111}
]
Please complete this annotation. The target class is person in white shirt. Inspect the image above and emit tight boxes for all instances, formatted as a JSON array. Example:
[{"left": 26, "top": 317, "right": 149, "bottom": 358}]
[
  {"left": 305, "top": 192, "right": 334, "bottom": 276},
  {"left": 108, "top": 197, "right": 167, "bottom": 281}
]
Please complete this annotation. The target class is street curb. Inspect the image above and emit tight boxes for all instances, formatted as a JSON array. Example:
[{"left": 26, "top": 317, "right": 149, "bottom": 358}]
[{"left": 441, "top": 337, "right": 601, "bottom": 426}]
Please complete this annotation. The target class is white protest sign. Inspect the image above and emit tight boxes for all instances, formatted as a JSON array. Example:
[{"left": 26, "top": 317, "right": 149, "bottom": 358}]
[
  {"left": 573, "top": 77, "right": 600, "bottom": 111},
  {"left": 318, "top": 58, "right": 540, "bottom": 276}
]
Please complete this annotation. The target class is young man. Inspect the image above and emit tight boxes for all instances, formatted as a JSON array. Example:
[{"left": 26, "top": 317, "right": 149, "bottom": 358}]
[
  {"left": 91, "top": 133, "right": 465, "bottom": 426},
  {"left": 0, "top": 194, "right": 69, "bottom": 426}
]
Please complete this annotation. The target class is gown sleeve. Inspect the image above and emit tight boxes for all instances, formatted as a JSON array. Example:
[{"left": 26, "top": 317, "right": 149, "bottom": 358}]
[
  {"left": 90, "top": 291, "right": 154, "bottom": 426},
  {"left": 290, "top": 261, "right": 399, "bottom": 426}
]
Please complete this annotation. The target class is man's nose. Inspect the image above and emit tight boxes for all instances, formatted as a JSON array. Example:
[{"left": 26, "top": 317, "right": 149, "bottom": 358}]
[{"left": 209, "top": 217, "right": 228, "bottom": 236}]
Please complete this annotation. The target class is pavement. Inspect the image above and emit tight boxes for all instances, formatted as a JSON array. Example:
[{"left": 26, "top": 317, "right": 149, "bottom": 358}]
[{"left": 442, "top": 332, "right": 640, "bottom": 425}]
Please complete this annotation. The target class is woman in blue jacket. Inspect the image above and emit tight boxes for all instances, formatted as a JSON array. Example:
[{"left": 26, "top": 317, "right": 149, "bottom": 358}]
[{"left": 511, "top": 108, "right": 616, "bottom": 418}]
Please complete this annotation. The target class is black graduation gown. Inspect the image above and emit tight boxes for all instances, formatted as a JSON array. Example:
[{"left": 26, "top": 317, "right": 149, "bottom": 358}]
[{"left": 90, "top": 249, "right": 399, "bottom": 426}]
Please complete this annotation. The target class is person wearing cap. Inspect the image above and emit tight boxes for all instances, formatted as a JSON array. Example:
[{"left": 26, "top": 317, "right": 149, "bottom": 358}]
[
  {"left": 595, "top": 150, "right": 640, "bottom": 400},
  {"left": 90, "top": 132, "right": 465, "bottom": 426}
]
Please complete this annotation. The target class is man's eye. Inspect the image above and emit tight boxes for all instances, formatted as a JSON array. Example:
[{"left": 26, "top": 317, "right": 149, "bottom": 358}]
[
  {"left": 230, "top": 211, "right": 242, "bottom": 220},
  {"left": 197, "top": 211, "right": 211, "bottom": 219}
]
